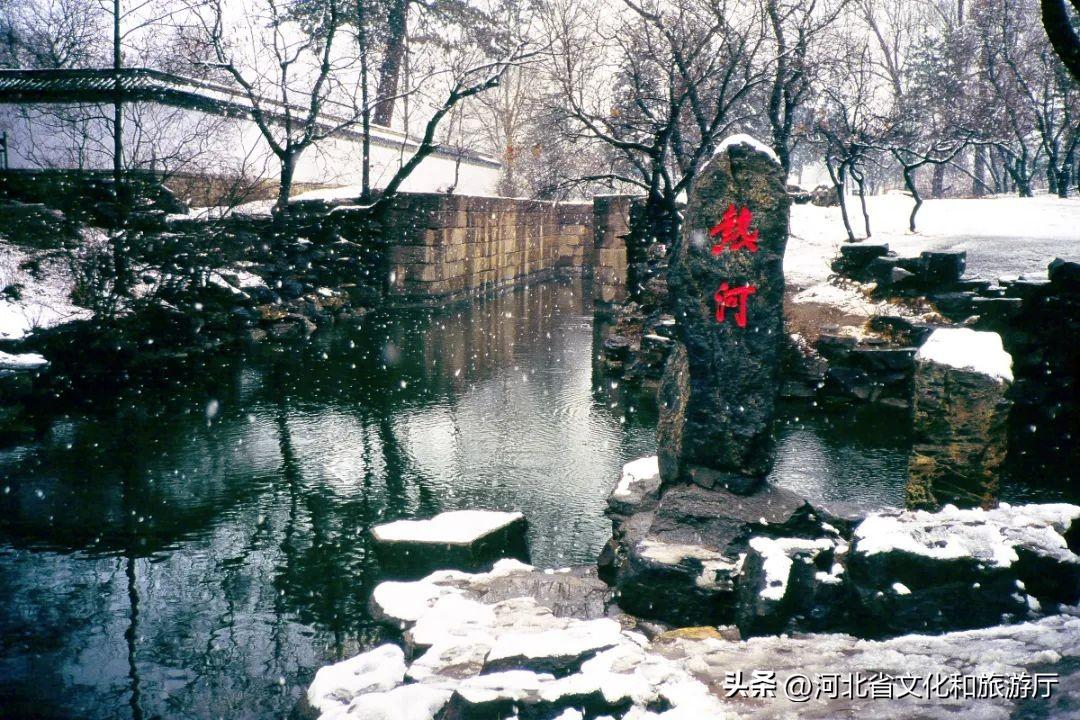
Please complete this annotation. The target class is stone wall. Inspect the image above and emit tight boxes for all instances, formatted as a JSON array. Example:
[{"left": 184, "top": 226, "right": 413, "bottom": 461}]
[
  {"left": 591, "top": 195, "right": 633, "bottom": 309},
  {"left": 381, "top": 193, "right": 594, "bottom": 305}
]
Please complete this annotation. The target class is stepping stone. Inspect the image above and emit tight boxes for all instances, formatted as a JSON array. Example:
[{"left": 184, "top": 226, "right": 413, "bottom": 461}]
[{"left": 372, "top": 510, "right": 529, "bottom": 577}]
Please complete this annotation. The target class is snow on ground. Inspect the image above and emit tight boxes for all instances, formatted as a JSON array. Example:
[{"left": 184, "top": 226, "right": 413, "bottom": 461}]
[
  {"left": 372, "top": 510, "right": 525, "bottom": 545},
  {"left": 0, "top": 241, "right": 92, "bottom": 341},
  {"left": 916, "top": 328, "right": 1014, "bottom": 383},
  {"left": 787, "top": 193, "right": 1080, "bottom": 288}
]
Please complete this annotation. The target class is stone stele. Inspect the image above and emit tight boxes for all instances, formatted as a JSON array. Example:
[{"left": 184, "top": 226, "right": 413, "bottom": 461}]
[{"left": 658, "top": 138, "right": 791, "bottom": 493}]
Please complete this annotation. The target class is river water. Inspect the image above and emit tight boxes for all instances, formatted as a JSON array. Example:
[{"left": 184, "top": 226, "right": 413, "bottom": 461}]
[{"left": 0, "top": 276, "right": 986, "bottom": 719}]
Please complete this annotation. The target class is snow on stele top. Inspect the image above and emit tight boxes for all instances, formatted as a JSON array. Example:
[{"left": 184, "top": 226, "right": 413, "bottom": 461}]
[{"left": 715, "top": 133, "right": 781, "bottom": 165}]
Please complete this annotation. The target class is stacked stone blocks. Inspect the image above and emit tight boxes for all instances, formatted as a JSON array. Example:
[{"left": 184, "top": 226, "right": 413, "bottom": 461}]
[{"left": 383, "top": 193, "right": 593, "bottom": 303}]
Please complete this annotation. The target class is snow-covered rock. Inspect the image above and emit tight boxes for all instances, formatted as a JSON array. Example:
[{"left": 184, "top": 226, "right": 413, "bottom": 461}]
[
  {"left": 608, "top": 456, "right": 663, "bottom": 517},
  {"left": 915, "top": 328, "right": 1013, "bottom": 383},
  {"left": 736, "top": 535, "right": 847, "bottom": 636},
  {"left": 371, "top": 510, "right": 529, "bottom": 575},
  {"left": 848, "top": 504, "right": 1080, "bottom": 635},
  {"left": 483, "top": 618, "right": 625, "bottom": 676},
  {"left": 305, "top": 555, "right": 1080, "bottom": 720},
  {"left": 0, "top": 351, "right": 49, "bottom": 370},
  {"left": 305, "top": 644, "right": 407, "bottom": 718}
]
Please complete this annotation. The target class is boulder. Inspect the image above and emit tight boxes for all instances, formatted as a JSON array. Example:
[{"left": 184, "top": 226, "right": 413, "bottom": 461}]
[
  {"left": 735, "top": 535, "right": 847, "bottom": 636},
  {"left": 370, "top": 560, "right": 611, "bottom": 633},
  {"left": 659, "top": 136, "right": 791, "bottom": 489},
  {"left": 371, "top": 510, "right": 529, "bottom": 577},
  {"left": 906, "top": 329, "right": 1013, "bottom": 510},
  {"left": 302, "top": 644, "right": 407, "bottom": 719},
  {"left": 847, "top": 504, "right": 1080, "bottom": 636},
  {"left": 607, "top": 480, "right": 846, "bottom": 627},
  {"left": 1049, "top": 257, "right": 1080, "bottom": 291},
  {"left": 919, "top": 250, "right": 966, "bottom": 285},
  {"left": 830, "top": 243, "right": 890, "bottom": 279}
]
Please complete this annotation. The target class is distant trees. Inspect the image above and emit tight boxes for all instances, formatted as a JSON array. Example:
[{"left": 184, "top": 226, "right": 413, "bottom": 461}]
[{"left": 542, "top": 0, "right": 774, "bottom": 253}]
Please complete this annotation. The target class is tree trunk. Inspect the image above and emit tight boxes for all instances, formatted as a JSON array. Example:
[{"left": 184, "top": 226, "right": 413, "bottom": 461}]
[
  {"left": 903, "top": 166, "right": 922, "bottom": 233},
  {"left": 931, "top": 163, "right": 946, "bottom": 198},
  {"left": 855, "top": 173, "right": 871, "bottom": 238},
  {"left": 277, "top": 152, "right": 296, "bottom": 215},
  {"left": 973, "top": 145, "right": 987, "bottom": 197},
  {"left": 833, "top": 162, "right": 851, "bottom": 241},
  {"left": 373, "top": 0, "right": 408, "bottom": 127},
  {"left": 358, "top": 0, "right": 372, "bottom": 200},
  {"left": 112, "top": 0, "right": 125, "bottom": 222}
]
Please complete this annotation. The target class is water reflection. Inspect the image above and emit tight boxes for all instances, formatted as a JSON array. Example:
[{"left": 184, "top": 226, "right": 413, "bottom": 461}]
[{"left": 0, "top": 278, "right": 655, "bottom": 719}]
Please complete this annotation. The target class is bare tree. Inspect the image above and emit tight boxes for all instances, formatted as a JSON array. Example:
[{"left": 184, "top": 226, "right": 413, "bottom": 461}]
[
  {"left": 545, "top": 0, "right": 770, "bottom": 257},
  {"left": 192, "top": 0, "right": 363, "bottom": 214},
  {"left": 763, "top": 0, "right": 849, "bottom": 175}
]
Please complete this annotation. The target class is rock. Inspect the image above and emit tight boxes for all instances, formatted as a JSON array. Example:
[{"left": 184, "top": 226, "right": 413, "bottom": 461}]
[
  {"left": 268, "top": 316, "right": 317, "bottom": 340},
  {"left": 607, "top": 480, "right": 843, "bottom": 627},
  {"left": 906, "top": 329, "right": 1013, "bottom": 510},
  {"left": 659, "top": 137, "right": 791, "bottom": 488},
  {"left": 335, "top": 684, "right": 452, "bottom": 720},
  {"left": 370, "top": 560, "right": 611, "bottom": 633},
  {"left": 652, "top": 626, "right": 728, "bottom": 642},
  {"left": 280, "top": 278, "right": 305, "bottom": 299},
  {"left": 1048, "top": 257, "right": 1080, "bottom": 291},
  {"left": 919, "top": 250, "right": 966, "bottom": 284},
  {"left": 815, "top": 333, "right": 857, "bottom": 360},
  {"left": 810, "top": 185, "right": 838, "bottom": 207},
  {"left": 371, "top": 510, "right": 529, "bottom": 577},
  {"left": 1003, "top": 278, "right": 1052, "bottom": 301},
  {"left": 971, "top": 296, "right": 1023, "bottom": 330},
  {"left": 303, "top": 644, "right": 407, "bottom": 719},
  {"left": 606, "top": 456, "right": 663, "bottom": 517},
  {"left": 848, "top": 347, "right": 916, "bottom": 373},
  {"left": 0, "top": 351, "right": 49, "bottom": 371},
  {"left": 482, "top": 618, "right": 625, "bottom": 676},
  {"left": 831, "top": 243, "right": 890, "bottom": 279},
  {"left": 735, "top": 535, "right": 847, "bottom": 637},
  {"left": 847, "top": 504, "right": 1080, "bottom": 636},
  {"left": 602, "top": 334, "right": 633, "bottom": 362},
  {"left": 928, "top": 291, "right": 976, "bottom": 321}
]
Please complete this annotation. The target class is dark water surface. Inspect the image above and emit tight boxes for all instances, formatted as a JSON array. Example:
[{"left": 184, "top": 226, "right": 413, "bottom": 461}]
[{"left": 0, "top": 277, "right": 944, "bottom": 719}]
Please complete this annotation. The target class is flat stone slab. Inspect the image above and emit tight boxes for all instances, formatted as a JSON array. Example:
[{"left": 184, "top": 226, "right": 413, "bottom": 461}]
[{"left": 372, "top": 510, "right": 529, "bottom": 577}]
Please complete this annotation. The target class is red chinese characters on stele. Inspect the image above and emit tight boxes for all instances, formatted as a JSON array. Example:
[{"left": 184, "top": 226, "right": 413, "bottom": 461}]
[
  {"left": 710, "top": 204, "right": 760, "bottom": 254},
  {"left": 714, "top": 283, "right": 756, "bottom": 328},
  {"left": 710, "top": 204, "right": 759, "bottom": 328}
]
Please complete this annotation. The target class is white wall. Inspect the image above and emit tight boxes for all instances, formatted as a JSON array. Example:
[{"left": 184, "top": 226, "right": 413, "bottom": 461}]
[{"left": 0, "top": 102, "right": 501, "bottom": 196}]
